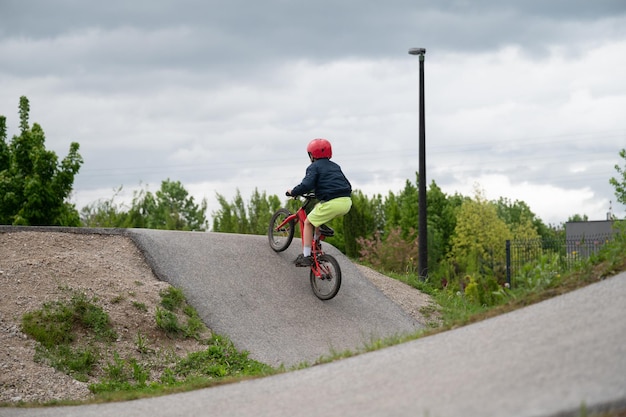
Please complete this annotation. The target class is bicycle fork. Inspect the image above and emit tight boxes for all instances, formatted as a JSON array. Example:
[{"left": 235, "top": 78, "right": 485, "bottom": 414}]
[{"left": 310, "top": 240, "right": 329, "bottom": 280}]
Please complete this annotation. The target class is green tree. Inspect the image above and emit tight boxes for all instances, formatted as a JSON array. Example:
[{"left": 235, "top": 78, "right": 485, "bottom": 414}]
[
  {"left": 377, "top": 178, "right": 419, "bottom": 250},
  {"left": 125, "top": 187, "right": 157, "bottom": 229},
  {"left": 232, "top": 191, "right": 249, "bottom": 234},
  {"left": 338, "top": 190, "right": 358, "bottom": 253},
  {"left": 127, "top": 180, "right": 207, "bottom": 231},
  {"left": 0, "top": 96, "right": 83, "bottom": 226},
  {"left": 81, "top": 181, "right": 207, "bottom": 231},
  {"left": 395, "top": 178, "right": 419, "bottom": 239},
  {"left": 609, "top": 148, "right": 626, "bottom": 208},
  {"left": 383, "top": 191, "right": 401, "bottom": 233},
  {"left": 567, "top": 214, "right": 589, "bottom": 222},
  {"left": 426, "top": 181, "right": 465, "bottom": 270},
  {"left": 0, "top": 117, "right": 9, "bottom": 171},
  {"left": 449, "top": 186, "right": 512, "bottom": 280},
  {"left": 509, "top": 215, "right": 540, "bottom": 241},
  {"left": 495, "top": 197, "right": 542, "bottom": 240},
  {"left": 80, "top": 186, "right": 127, "bottom": 227},
  {"left": 212, "top": 189, "right": 248, "bottom": 233},
  {"left": 247, "top": 188, "right": 281, "bottom": 235},
  {"left": 212, "top": 189, "right": 281, "bottom": 235},
  {"left": 157, "top": 179, "right": 207, "bottom": 230},
  {"left": 212, "top": 193, "right": 237, "bottom": 233}
]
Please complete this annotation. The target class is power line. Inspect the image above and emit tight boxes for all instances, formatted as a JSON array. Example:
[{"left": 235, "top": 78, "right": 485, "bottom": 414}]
[{"left": 70, "top": 128, "right": 624, "bottom": 190}]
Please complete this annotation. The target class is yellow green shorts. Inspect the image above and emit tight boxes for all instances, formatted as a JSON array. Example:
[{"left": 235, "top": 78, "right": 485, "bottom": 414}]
[{"left": 307, "top": 197, "right": 352, "bottom": 227}]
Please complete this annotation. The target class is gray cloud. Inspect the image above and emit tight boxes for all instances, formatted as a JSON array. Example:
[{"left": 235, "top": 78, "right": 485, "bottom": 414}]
[
  {"left": 3, "top": 1, "right": 625, "bottom": 67},
  {"left": 1, "top": 0, "right": 625, "bottom": 223}
]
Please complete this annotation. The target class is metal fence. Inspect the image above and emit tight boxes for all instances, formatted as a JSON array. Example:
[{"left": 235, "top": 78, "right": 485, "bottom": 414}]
[{"left": 505, "top": 234, "right": 614, "bottom": 286}]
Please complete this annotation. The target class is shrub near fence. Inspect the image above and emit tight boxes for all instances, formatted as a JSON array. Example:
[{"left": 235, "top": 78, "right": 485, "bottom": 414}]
[{"left": 505, "top": 234, "right": 614, "bottom": 287}]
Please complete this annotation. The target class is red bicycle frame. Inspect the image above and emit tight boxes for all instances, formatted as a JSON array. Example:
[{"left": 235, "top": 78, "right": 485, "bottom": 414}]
[{"left": 274, "top": 202, "right": 327, "bottom": 274}]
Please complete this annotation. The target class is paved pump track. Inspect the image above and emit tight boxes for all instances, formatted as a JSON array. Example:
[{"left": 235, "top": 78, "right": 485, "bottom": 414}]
[{"left": 126, "top": 229, "right": 424, "bottom": 367}]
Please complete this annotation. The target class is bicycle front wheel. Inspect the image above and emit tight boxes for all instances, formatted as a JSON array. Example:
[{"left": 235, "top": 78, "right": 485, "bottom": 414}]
[
  {"left": 268, "top": 208, "right": 295, "bottom": 252},
  {"left": 310, "top": 254, "right": 342, "bottom": 300}
]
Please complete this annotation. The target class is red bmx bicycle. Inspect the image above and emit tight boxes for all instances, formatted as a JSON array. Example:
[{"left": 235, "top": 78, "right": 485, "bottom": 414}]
[{"left": 268, "top": 193, "right": 342, "bottom": 300}]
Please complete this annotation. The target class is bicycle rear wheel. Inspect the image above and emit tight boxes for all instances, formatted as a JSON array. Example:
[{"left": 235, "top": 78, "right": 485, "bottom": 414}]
[
  {"left": 310, "top": 254, "right": 341, "bottom": 300},
  {"left": 268, "top": 208, "right": 295, "bottom": 252}
]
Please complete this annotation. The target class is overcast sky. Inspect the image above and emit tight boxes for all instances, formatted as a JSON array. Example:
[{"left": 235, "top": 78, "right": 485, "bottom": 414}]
[{"left": 1, "top": 0, "right": 625, "bottom": 226}]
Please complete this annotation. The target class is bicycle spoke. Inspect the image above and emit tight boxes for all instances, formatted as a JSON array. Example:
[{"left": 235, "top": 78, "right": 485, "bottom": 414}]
[
  {"left": 309, "top": 254, "right": 341, "bottom": 300},
  {"left": 268, "top": 208, "right": 295, "bottom": 252}
]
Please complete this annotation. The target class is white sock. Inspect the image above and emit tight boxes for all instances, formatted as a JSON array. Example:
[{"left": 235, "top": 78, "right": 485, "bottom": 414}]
[{"left": 303, "top": 246, "right": 312, "bottom": 257}]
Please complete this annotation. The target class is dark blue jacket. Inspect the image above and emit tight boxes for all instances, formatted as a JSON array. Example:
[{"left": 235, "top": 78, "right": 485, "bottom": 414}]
[{"left": 291, "top": 158, "right": 352, "bottom": 201}]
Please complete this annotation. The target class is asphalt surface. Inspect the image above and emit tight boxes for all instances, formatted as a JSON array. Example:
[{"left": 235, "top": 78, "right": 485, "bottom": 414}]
[
  {"left": 125, "top": 229, "right": 423, "bottom": 367},
  {"left": 1, "top": 227, "right": 625, "bottom": 416}
]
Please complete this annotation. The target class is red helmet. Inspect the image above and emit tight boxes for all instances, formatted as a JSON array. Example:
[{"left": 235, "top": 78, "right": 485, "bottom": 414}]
[{"left": 307, "top": 138, "right": 332, "bottom": 159}]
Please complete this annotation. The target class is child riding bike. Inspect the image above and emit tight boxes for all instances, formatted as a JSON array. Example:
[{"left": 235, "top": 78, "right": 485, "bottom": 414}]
[{"left": 287, "top": 138, "right": 352, "bottom": 267}]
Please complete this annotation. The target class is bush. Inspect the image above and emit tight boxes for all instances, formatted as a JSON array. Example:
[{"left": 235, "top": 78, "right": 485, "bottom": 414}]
[
  {"left": 357, "top": 227, "right": 419, "bottom": 273},
  {"left": 514, "top": 253, "right": 562, "bottom": 292},
  {"left": 462, "top": 274, "right": 502, "bottom": 307}
]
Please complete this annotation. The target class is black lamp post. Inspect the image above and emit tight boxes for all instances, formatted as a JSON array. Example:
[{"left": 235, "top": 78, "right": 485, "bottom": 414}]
[{"left": 409, "top": 47, "right": 427, "bottom": 279}]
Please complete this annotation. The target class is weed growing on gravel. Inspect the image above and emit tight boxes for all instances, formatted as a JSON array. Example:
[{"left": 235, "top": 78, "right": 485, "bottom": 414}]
[
  {"left": 33, "top": 344, "right": 99, "bottom": 382},
  {"left": 154, "top": 287, "right": 206, "bottom": 340},
  {"left": 134, "top": 332, "right": 154, "bottom": 356},
  {"left": 21, "top": 290, "right": 118, "bottom": 381},
  {"left": 18, "top": 284, "right": 278, "bottom": 403},
  {"left": 159, "top": 287, "right": 185, "bottom": 311},
  {"left": 174, "top": 335, "right": 273, "bottom": 379},
  {"left": 132, "top": 301, "right": 148, "bottom": 312},
  {"left": 155, "top": 307, "right": 182, "bottom": 335},
  {"left": 21, "top": 291, "right": 118, "bottom": 345},
  {"left": 111, "top": 294, "right": 125, "bottom": 304}
]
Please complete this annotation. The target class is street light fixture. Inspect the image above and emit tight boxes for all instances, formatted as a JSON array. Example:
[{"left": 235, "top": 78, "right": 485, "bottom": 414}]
[
  {"left": 409, "top": 48, "right": 426, "bottom": 55},
  {"left": 408, "top": 47, "right": 427, "bottom": 279}
]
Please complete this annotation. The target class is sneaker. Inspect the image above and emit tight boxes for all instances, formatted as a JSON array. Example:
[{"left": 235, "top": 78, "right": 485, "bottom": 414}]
[{"left": 294, "top": 254, "right": 313, "bottom": 267}]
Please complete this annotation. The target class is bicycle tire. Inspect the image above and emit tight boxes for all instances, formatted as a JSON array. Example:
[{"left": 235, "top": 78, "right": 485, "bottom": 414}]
[
  {"left": 310, "top": 254, "right": 342, "bottom": 300},
  {"left": 268, "top": 208, "right": 295, "bottom": 252}
]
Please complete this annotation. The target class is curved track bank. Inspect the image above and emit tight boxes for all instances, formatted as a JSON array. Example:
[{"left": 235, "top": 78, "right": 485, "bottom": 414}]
[
  {"left": 1, "top": 227, "right": 625, "bottom": 417},
  {"left": 125, "top": 228, "right": 423, "bottom": 367}
]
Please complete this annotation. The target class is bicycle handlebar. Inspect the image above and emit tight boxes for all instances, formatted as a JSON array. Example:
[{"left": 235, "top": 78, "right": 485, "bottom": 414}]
[{"left": 286, "top": 191, "right": 316, "bottom": 199}]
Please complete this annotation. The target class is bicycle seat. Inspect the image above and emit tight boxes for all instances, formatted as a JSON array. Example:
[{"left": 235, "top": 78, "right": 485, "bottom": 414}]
[{"left": 319, "top": 224, "right": 334, "bottom": 237}]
